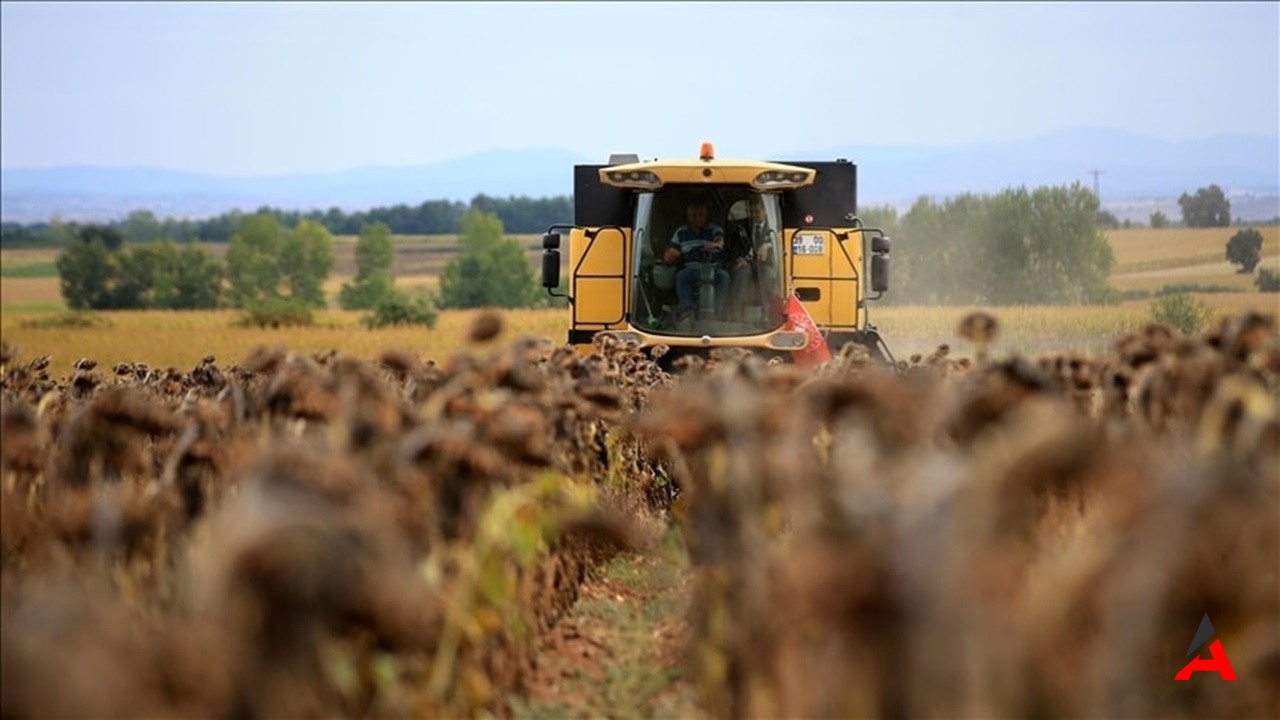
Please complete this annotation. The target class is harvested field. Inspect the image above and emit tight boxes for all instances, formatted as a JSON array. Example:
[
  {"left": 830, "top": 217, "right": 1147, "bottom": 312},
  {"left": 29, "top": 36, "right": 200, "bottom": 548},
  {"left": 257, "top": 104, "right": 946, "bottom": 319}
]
[
  {"left": 1106, "top": 226, "right": 1280, "bottom": 274},
  {"left": 328, "top": 234, "right": 543, "bottom": 278},
  {"left": 0, "top": 308, "right": 569, "bottom": 370},
  {"left": 0, "top": 277, "right": 63, "bottom": 309},
  {"left": 1110, "top": 257, "right": 1280, "bottom": 293},
  {"left": 4, "top": 300, "right": 1277, "bottom": 374}
]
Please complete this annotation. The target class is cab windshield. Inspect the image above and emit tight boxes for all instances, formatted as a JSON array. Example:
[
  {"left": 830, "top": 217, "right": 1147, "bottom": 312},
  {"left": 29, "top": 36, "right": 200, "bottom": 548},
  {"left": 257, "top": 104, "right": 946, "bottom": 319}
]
[{"left": 630, "top": 187, "right": 785, "bottom": 337}]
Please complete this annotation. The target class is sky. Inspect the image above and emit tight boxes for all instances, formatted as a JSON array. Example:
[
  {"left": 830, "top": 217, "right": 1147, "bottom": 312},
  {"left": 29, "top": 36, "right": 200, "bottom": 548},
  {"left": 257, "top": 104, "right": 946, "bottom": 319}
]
[{"left": 2, "top": 1, "right": 1277, "bottom": 177}]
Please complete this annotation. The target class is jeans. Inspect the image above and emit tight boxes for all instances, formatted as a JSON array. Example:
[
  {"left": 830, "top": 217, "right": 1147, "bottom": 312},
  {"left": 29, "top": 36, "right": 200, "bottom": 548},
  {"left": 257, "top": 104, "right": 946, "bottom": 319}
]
[{"left": 675, "top": 263, "right": 730, "bottom": 313}]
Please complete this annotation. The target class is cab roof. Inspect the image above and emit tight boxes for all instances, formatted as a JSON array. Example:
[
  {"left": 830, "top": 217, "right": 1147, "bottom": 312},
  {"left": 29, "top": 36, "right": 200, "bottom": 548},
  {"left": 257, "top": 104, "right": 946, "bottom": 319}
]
[{"left": 599, "top": 156, "right": 816, "bottom": 189}]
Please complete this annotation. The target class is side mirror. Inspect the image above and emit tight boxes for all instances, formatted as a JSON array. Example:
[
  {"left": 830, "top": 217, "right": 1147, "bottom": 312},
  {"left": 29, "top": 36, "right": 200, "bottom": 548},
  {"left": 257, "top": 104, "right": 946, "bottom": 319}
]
[
  {"left": 871, "top": 253, "right": 889, "bottom": 293},
  {"left": 542, "top": 248, "right": 561, "bottom": 289},
  {"left": 542, "top": 232, "right": 561, "bottom": 250},
  {"left": 871, "top": 234, "right": 891, "bottom": 255}
]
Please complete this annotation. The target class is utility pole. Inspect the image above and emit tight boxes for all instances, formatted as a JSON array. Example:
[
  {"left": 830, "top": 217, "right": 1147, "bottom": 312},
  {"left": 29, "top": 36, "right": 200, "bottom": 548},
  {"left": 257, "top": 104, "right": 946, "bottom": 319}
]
[{"left": 1088, "top": 169, "right": 1104, "bottom": 201}]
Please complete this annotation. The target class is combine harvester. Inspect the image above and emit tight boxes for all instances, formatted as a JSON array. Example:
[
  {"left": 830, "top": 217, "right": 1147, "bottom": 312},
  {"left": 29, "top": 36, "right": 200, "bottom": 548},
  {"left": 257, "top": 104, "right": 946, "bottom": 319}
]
[{"left": 541, "top": 143, "right": 895, "bottom": 366}]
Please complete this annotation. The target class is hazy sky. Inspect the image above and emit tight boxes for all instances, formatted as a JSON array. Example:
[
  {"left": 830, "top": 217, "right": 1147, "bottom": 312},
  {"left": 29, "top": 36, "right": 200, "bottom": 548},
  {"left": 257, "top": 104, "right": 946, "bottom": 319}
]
[{"left": 2, "top": 1, "right": 1276, "bottom": 176}]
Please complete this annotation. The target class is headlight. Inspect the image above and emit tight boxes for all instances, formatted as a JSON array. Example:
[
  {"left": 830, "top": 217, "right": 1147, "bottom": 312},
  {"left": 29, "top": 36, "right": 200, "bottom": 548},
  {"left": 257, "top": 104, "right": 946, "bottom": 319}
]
[
  {"left": 768, "top": 331, "right": 810, "bottom": 349},
  {"left": 752, "top": 170, "right": 811, "bottom": 189},
  {"left": 604, "top": 170, "right": 662, "bottom": 189},
  {"left": 601, "top": 331, "right": 645, "bottom": 347}
]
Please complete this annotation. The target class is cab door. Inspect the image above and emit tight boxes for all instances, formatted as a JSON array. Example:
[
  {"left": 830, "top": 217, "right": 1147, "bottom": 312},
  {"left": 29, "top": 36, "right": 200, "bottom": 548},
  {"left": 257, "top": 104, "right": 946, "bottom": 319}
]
[
  {"left": 570, "top": 165, "right": 632, "bottom": 331},
  {"left": 778, "top": 160, "right": 864, "bottom": 332},
  {"left": 569, "top": 226, "right": 630, "bottom": 328}
]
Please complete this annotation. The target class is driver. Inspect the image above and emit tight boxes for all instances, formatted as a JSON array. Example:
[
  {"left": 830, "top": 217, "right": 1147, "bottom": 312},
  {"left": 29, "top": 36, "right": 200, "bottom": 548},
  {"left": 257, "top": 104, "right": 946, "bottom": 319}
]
[{"left": 664, "top": 199, "right": 730, "bottom": 315}]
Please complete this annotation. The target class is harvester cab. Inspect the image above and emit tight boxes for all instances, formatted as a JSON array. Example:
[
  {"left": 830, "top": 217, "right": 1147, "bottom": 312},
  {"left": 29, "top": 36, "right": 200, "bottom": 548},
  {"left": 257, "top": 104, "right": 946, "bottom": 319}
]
[{"left": 541, "top": 143, "right": 894, "bottom": 365}]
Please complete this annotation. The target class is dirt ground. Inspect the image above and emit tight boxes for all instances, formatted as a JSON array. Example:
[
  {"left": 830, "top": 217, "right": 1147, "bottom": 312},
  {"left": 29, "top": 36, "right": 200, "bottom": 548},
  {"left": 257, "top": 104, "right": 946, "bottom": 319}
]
[{"left": 514, "top": 530, "right": 702, "bottom": 720}]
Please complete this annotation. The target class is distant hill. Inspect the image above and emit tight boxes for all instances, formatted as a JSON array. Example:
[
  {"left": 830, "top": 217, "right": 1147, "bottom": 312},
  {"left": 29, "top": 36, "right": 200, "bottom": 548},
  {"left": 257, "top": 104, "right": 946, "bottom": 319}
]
[
  {"left": 801, "top": 127, "right": 1278, "bottom": 199},
  {"left": 0, "top": 147, "right": 592, "bottom": 224},
  {"left": 2, "top": 129, "right": 1276, "bottom": 223}
]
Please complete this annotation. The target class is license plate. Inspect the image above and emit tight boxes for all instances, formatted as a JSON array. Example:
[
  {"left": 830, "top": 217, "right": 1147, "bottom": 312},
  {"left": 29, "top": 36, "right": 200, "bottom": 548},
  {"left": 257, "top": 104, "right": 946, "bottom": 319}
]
[{"left": 792, "top": 233, "right": 825, "bottom": 255}]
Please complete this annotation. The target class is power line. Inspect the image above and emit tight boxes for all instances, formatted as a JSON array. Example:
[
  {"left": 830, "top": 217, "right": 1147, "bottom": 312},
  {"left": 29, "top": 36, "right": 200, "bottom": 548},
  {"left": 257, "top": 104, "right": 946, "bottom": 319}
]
[{"left": 1088, "top": 169, "right": 1104, "bottom": 201}]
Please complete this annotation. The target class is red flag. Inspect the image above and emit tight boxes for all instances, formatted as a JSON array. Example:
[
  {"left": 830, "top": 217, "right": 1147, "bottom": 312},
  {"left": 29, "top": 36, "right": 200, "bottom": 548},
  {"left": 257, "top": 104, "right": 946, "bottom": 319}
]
[{"left": 783, "top": 293, "right": 831, "bottom": 366}]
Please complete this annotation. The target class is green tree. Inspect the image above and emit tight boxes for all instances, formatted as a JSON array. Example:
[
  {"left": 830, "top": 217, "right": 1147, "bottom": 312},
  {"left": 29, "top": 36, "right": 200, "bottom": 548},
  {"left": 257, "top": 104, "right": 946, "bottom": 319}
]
[
  {"left": 1149, "top": 210, "right": 1170, "bottom": 228},
  {"left": 121, "top": 209, "right": 163, "bottom": 244},
  {"left": 114, "top": 241, "right": 179, "bottom": 308},
  {"left": 55, "top": 235, "right": 114, "bottom": 309},
  {"left": 225, "top": 213, "right": 285, "bottom": 307},
  {"left": 172, "top": 245, "right": 223, "bottom": 309},
  {"left": 438, "top": 209, "right": 538, "bottom": 308},
  {"left": 279, "top": 219, "right": 334, "bottom": 308},
  {"left": 1022, "top": 184, "right": 1115, "bottom": 304},
  {"left": 1225, "top": 228, "right": 1264, "bottom": 273},
  {"left": 226, "top": 214, "right": 332, "bottom": 308},
  {"left": 981, "top": 187, "right": 1036, "bottom": 304},
  {"left": 889, "top": 184, "right": 1113, "bottom": 306},
  {"left": 893, "top": 194, "right": 990, "bottom": 304},
  {"left": 339, "top": 273, "right": 395, "bottom": 311},
  {"left": 1178, "top": 184, "right": 1232, "bottom": 228},
  {"left": 79, "top": 224, "right": 124, "bottom": 253},
  {"left": 339, "top": 222, "right": 396, "bottom": 310},
  {"left": 1, "top": 221, "right": 72, "bottom": 248},
  {"left": 54, "top": 233, "right": 222, "bottom": 311},
  {"left": 858, "top": 205, "right": 900, "bottom": 236}
]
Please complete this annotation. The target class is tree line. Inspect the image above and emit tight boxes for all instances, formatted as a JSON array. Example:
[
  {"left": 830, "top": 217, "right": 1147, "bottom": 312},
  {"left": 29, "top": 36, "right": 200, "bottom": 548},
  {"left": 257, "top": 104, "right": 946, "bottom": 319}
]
[
  {"left": 861, "top": 184, "right": 1117, "bottom": 305},
  {"left": 39, "top": 181, "right": 1273, "bottom": 314},
  {"left": 1, "top": 194, "right": 572, "bottom": 248},
  {"left": 54, "top": 208, "right": 546, "bottom": 325},
  {"left": 58, "top": 183, "right": 1119, "bottom": 312},
  {"left": 857, "top": 182, "right": 1280, "bottom": 305},
  {"left": 4, "top": 182, "right": 1264, "bottom": 249}
]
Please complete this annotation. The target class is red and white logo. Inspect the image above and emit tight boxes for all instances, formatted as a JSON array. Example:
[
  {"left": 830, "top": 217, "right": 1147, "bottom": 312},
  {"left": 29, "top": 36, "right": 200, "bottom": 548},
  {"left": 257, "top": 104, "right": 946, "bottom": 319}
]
[
  {"left": 783, "top": 293, "right": 831, "bottom": 367},
  {"left": 1174, "top": 613, "right": 1236, "bottom": 681}
]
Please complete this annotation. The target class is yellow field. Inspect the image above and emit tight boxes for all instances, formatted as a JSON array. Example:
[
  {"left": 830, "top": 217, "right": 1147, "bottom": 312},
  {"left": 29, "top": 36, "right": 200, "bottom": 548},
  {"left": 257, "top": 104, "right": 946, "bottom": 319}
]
[
  {"left": 876, "top": 304, "right": 1148, "bottom": 358},
  {"left": 1194, "top": 291, "right": 1280, "bottom": 315},
  {"left": 320, "top": 274, "right": 442, "bottom": 298},
  {"left": 6, "top": 296, "right": 1275, "bottom": 375},
  {"left": 0, "top": 277, "right": 64, "bottom": 308},
  {"left": 0, "top": 248, "right": 61, "bottom": 268},
  {"left": 1109, "top": 260, "right": 1280, "bottom": 293},
  {"left": 1106, "top": 225, "right": 1280, "bottom": 293},
  {"left": 0, "top": 308, "right": 569, "bottom": 373},
  {"left": 1105, "top": 226, "right": 1280, "bottom": 273}
]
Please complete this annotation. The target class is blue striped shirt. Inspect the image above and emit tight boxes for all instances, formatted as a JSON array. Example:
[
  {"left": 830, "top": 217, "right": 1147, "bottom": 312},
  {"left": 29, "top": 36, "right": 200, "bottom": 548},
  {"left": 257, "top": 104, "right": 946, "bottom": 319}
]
[{"left": 669, "top": 223, "right": 726, "bottom": 263}]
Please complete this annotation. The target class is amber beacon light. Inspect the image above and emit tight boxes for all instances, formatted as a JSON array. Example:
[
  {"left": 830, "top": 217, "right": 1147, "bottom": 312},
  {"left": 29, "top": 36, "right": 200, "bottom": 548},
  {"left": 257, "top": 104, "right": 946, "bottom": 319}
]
[{"left": 699, "top": 142, "right": 715, "bottom": 161}]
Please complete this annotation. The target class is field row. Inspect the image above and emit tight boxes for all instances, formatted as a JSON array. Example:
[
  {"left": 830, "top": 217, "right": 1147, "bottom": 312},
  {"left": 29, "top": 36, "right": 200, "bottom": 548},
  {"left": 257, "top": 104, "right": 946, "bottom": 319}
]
[
  {"left": 3, "top": 299, "right": 1276, "bottom": 372},
  {"left": 1110, "top": 256, "right": 1280, "bottom": 292}
]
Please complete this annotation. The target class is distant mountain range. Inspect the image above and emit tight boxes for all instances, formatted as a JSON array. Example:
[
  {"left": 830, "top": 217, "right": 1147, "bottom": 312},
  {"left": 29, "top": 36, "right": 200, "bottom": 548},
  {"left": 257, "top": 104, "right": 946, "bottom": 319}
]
[{"left": 2, "top": 128, "right": 1276, "bottom": 224}]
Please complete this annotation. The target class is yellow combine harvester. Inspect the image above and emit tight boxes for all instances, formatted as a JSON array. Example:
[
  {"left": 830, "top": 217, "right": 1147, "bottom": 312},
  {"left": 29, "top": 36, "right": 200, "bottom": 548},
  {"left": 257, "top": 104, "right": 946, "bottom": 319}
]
[{"left": 541, "top": 143, "right": 894, "bottom": 365}]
